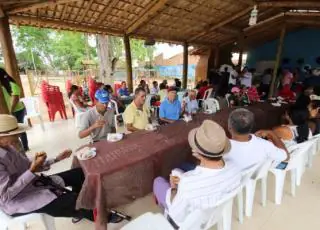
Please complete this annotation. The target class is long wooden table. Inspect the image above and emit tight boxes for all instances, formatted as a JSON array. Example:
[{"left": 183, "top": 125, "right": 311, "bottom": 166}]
[{"left": 72, "top": 103, "right": 287, "bottom": 230}]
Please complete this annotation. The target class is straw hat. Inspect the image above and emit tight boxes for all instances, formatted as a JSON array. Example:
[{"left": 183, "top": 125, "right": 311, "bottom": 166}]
[
  {"left": 188, "top": 120, "right": 231, "bottom": 158},
  {"left": 0, "top": 114, "right": 29, "bottom": 137}
]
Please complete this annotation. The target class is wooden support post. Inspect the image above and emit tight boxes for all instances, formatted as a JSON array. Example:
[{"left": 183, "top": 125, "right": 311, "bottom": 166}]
[
  {"left": 0, "top": 16, "right": 24, "bottom": 97},
  {"left": 123, "top": 35, "right": 133, "bottom": 92},
  {"left": 214, "top": 48, "right": 220, "bottom": 69},
  {"left": 182, "top": 42, "right": 188, "bottom": 89},
  {"left": 269, "top": 24, "right": 286, "bottom": 98},
  {"left": 0, "top": 82, "right": 9, "bottom": 114}
]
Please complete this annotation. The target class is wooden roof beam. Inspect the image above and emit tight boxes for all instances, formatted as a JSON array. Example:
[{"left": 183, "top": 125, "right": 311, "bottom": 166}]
[
  {"left": 8, "top": 0, "right": 80, "bottom": 14},
  {"left": 243, "top": 12, "right": 285, "bottom": 32},
  {"left": 78, "top": 0, "right": 94, "bottom": 23},
  {"left": 258, "top": 1, "right": 320, "bottom": 8},
  {"left": 95, "top": 0, "right": 120, "bottom": 25},
  {"left": 60, "top": 3, "right": 68, "bottom": 20},
  {"left": 9, "top": 15, "right": 123, "bottom": 35},
  {"left": 285, "top": 12, "right": 320, "bottom": 17},
  {"left": 126, "top": 0, "right": 170, "bottom": 34},
  {"left": 287, "top": 18, "right": 320, "bottom": 26},
  {"left": 189, "top": 6, "right": 253, "bottom": 42},
  {"left": 217, "top": 26, "right": 242, "bottom": 35}
]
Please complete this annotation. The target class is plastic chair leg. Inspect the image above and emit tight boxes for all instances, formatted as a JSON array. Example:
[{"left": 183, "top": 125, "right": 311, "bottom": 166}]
[
  {"left": 274, "top": 171, "right": 286, "bottom": 205},
  {"left": 38, "top": 115, "right": 45, "bottom": 131},
  {"left": 296, "top": 163, "right": 304, "bottom": 187},
  {"left": 237, "top": 189, "right": 244, "bottom": 224},
  {"left": 245, "top": 180, "right": 257, "bottom": 217},
  {"left": 261, "top": 176, "right": 268, "bottom": 207},
  {"left": 222, "top": 200, "right": 233, "bottom": 230},
  {"left": 41, "top": 214, "right": 56, "bottom": 230},
  {"left": 291, "top": 169, "right": 297, "bottom": 197}
]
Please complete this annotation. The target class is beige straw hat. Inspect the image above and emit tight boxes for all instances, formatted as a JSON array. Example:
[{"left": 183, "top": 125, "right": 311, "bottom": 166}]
[
  {"left": 0, "top": 114, "right": 29, "bottom": 136},
  {"left": 188, "top": 120, "right": 231, "bottom": 158}
]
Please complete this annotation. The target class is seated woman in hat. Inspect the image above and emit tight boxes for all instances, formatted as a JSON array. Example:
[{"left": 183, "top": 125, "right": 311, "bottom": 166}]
[
  {"left": 153, "top": 120, "right": 241, "bottom": 227},
  {"left": 0, "top": 115, "right": 121, "bottom": 224}
]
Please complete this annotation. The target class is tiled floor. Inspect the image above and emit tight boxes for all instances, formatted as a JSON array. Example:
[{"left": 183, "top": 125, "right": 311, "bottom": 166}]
[{"left": 18, "top": 119, "right": 320, "bottom": 230}]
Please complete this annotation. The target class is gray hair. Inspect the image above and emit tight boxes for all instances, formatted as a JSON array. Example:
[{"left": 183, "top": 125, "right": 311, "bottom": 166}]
[{"left": 228, "top": 108, "right": 254, "bottom": 134}]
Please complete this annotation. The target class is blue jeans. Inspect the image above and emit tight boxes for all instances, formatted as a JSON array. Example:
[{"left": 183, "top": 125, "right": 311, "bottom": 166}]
[{"left": 12, "top": 108, "right": 29, "bottom": 151}]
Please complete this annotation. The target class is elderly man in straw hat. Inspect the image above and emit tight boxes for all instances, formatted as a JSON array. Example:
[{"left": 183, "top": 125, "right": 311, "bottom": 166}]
[
  {"left": 153, "top": 120, "right": 241, "bottom": 227},
  {"left": 0, "top": 114, "right": 95, "bottom": 222}
]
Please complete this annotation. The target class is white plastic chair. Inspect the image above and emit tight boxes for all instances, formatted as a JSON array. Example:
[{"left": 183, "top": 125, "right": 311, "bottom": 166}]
[
  {"left": 69, "top": 99, "right": 85, "bottom": 129},
  {"left": 306, "top": 136, "right": 320, "bottom": 168},
  {"left": 110, "top": 99, "right": 125, "bottom": 132},
  {"left": 122, "top": 186, "right": 242, "bottom": 230},
  {"left": 269, "top": 141, "right": 313, "bottom": 205},
  {"left": 225, "top": 93, "right": 231, "bottom": 107},
  {"left": 236, "top": 163, "right": 262, "bottom": 223},
  {"left": 198, "top": 88, "right": 213, "bottom": 109},
  {"left": 244, "top": 160, "right": 273, "bottom": 217},
  {"left": 177, "top": 91, "right": 186, "bottom": 102},
  {"left": 20, "top": 97, "right": 45, "bottom": 131},
  {"left": 0, "top": 210, "right": 56, "bottom": 230},
  {"left": 203, "top": 98, "right": 220, "bottom": 113},
  {"left": 120, "top": 212, "right": 174, "bottom": 230}
]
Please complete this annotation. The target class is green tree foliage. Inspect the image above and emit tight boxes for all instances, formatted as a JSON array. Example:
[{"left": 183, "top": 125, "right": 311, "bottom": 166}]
[{"left": 12, "top": 26, "right": 154, "bottom": 71}]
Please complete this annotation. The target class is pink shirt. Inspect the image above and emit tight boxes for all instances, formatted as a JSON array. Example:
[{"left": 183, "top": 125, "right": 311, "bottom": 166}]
[{"left": 282, "top": 72, "right": 293, "bottom": 86}]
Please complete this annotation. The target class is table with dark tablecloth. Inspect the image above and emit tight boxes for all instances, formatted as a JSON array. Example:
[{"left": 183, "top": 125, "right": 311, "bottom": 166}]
[{"left": 72, "top": 103, "right": 287, "bottom": 230}]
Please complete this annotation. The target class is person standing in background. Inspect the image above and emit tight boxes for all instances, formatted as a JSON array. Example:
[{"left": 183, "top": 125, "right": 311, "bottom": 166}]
[{"left": 0, "top": 68, "right": 29, "bottom": 152}]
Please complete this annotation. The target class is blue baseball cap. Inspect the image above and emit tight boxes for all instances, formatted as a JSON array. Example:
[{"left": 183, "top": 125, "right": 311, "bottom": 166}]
[{"left": 95, "top": 89, "right": 110, "bottom": 104}]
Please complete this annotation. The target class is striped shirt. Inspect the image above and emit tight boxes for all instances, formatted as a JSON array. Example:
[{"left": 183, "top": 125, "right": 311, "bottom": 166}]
[{"left": 166, "top": 162, "right": 241, "bottom": 225}]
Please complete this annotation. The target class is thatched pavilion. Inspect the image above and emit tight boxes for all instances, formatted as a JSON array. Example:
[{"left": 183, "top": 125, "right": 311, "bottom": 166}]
[{"left": 1, "top": 0, "right": 320, "bottom": 113}]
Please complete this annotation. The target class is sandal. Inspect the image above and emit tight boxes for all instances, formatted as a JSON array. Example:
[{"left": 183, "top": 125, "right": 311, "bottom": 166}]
[
  {"left": 108, "top": 213, "right": 125, "bottom": 223},
  {"left": 71, "top": 217, "right": 83, "bottom": 224}
]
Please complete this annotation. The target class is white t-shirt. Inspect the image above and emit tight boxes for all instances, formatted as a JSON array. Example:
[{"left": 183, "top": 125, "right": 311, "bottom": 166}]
[
  {"left": 224, "top": 135, "right": 287, "bottom": 170},
  {"left": 150, "top": 87, "right": 159, "bottom": 95},
  {"left": 241, "top": 72, "right": 252, "bottom": 87},
  {"left": 166, "top": 163, "right": 241, "bottom": 225},
  {"left": 228, "top": 70, "right": 238, "bottom": 85}
]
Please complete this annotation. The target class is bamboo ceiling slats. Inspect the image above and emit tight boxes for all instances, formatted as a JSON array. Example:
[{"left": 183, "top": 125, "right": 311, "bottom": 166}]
[{"left": 1, "top": 0, "right": 320, "bottom": 48}]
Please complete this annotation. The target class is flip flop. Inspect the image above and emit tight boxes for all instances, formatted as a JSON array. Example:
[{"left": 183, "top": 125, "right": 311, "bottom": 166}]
[{"left": 108, "top": 213, "right": 125, "bottom": 223}]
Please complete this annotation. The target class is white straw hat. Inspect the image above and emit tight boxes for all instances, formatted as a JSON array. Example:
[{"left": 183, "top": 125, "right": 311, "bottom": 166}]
[
  {"left": 0, "top": 114, "right": 29, "bottom": 137},
  {"left": 188, "top": 120, "right": 231, "bottom": 158}
]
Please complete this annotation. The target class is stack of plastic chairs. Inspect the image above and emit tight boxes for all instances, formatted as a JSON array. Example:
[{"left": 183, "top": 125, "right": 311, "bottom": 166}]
[
  {"left": 65, "top": 79, "right": 72, "bottom": 94},
  {"left": 41, "top": 81, "right": 67, "bottom": 122},
  {"left": 114, "top": 83, "right": 122, "bottom": 96}
]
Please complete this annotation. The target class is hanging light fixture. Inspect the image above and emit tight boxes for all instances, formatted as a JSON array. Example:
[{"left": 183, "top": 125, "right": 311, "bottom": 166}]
[{"left": 249, "top": 5, "right": 258, "bottom": 26}]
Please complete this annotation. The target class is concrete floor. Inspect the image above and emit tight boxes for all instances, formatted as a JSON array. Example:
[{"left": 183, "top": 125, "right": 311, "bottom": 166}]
[{"left": 19, "top": 119, "right": 320, "bottom": 230}]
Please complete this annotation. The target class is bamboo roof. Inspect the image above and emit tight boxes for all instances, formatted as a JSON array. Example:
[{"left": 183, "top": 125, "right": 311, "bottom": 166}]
[{"left": 0, "top": 0, "right": 320, "bottom": 48}]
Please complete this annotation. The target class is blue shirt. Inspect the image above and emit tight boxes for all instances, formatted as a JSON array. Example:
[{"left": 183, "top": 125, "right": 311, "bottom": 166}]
[
  {"left": 160, "top": 99, "right": 181, "bottom": 121},
  {"left": 118, "top": 88, "right": 130, "bottom": 96},
  {"left": 184, "top": 97, "right": 199, "bottom": 114}
]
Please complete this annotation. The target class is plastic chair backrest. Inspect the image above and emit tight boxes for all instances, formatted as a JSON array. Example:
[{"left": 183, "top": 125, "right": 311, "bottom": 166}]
[
  {"left": 241, "top": 163, "right": 261, "bottom": 185},
  {"left": 251, "top": 160, "right": 273, "bottom": 180},
  {"left": 20, "top": 97, "right": 40, "bottom": 116},
  {"left": 203, "top": 88, "right": 213, "bottom": 100},
  {"left": 204, "top": 98, "right": 220, "bottom": 112},
  {"left": 110, "top": 99, "right": 119, "bottom": 115},
  {"left": 0, "top": 209, "right": 11, "bottom": 224},
  {"left": 177, "top": 92, "right": 186, "bottom": 102},
  {"left": 286, "top": 141, "right": 313, "bottom": 170},
  {"left": 146, "top": 94, "right": 153, "bottom": 109},
  {"left": 225, "top": 93, "right": 231, "bottom": 107},
  {"left": 179, "top": 185, "right": 241, "bottom": 230},
  {"left": 69, "top": 98, "right": 83, "bottom": 114}
]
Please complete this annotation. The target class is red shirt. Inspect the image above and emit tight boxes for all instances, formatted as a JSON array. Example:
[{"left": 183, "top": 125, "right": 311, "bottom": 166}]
[
  {"left": 247, "top": 87, "right": 260, "bottom": 102},
  {"left": 197, "top": 86, "right": 210, "bottom": 99},
  {"left": 278, "top": 85, "right": 295, "bottom": 100}
]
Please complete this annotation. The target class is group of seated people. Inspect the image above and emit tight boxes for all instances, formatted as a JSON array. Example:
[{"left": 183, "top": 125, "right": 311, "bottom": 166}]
[{"left": 2, "top": 74, "right": 320, "bottom": 228}]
